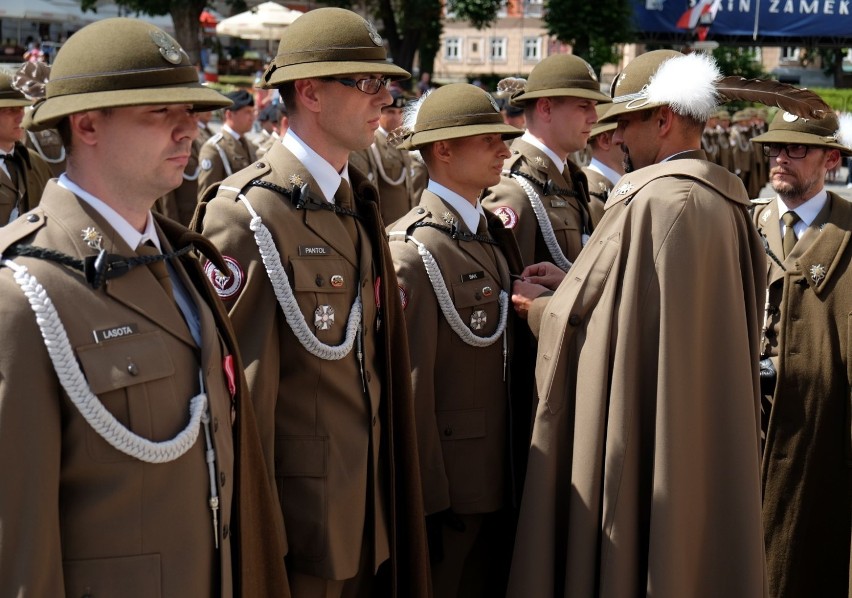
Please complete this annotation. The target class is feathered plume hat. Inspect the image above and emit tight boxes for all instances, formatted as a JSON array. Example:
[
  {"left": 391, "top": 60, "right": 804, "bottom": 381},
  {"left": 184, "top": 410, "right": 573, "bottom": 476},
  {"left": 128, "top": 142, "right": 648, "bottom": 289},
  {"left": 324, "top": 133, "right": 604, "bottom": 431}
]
[
  {"left": 496, "top": 54, "right": 611, "bottom": 107},
  {"left": 602, "top": 49, "right": 832, "bottom": 124},
  {"left": 392, "top": 83, "right": 523, "bottom": 151},
  {"left": 0, "top": 67, "right": 33, "bottom": 108},
  {"left": 751, "top": 110, "right": 852, "bottom": 156}
]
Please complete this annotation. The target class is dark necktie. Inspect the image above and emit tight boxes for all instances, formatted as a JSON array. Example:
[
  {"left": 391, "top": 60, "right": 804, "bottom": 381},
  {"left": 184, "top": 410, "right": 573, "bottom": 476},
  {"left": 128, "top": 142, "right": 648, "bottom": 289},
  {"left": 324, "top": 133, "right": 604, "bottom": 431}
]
[
  {"left": 782, "top": 211, "right": 800, "bottom": 259},
  {"left": 137, "top": 241, "right": 174, "bottom": 298},
  {"left": 2, "top": 153, "right": 21, "bottom": 190},
  {"left": 335, "top": 179, "right": 360, "bottom": 249}
]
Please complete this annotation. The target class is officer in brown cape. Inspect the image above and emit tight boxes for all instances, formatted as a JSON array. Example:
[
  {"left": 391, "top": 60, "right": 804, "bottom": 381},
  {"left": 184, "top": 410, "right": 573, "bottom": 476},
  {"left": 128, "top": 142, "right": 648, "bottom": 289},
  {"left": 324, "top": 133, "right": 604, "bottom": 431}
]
[
  {"left": 198, "top": 89, "right": 258, "bottom": 199},
  {"left": 482, "top": 54, "right": 611, "bottom": 271},
  {"left": 0, "top": 68, "right": 51, "bottom": 225},
  {"left": 750, "top": 109, "right": 852, "bottom": 598},
  {"left": 195, "top": 7, "right": 430, "bottom": 598},
  {"left": 0, "top": 18, "right": 287, "bottom": 597},
  {"left": 387, "top": 83, "right": 524, "bottom": 597}
]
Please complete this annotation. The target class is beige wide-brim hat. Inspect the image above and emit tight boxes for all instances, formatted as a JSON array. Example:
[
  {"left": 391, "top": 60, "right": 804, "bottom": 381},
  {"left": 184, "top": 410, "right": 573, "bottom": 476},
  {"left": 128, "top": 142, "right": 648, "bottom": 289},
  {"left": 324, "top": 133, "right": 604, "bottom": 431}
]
[
  {"left": 0, "top": 70, "right": 32, "bottom": 108},
  {"left": 509, "top": 54, "right": 610, "bottom": 106},
  {"left": 589, "top": 103, "right": 616, "bottom": 138},
  {"left": 29, "top": 18, "right": 231, "bottom": 131},
  {"left": 261, "top": 7, "right": 410, "bottom": 88},
  {"left": 396, "top": 83, "right": 523, "bottom": 151},
  {"left": 751, "top": 110, "right": 852, "bottom": 156}
]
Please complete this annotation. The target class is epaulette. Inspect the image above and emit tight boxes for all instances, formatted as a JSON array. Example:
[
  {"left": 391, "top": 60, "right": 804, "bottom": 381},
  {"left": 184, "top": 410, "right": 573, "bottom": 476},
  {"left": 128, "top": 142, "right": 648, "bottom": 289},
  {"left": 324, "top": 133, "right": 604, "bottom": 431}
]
[
  {"left": 0, "top": 208, "right": 46, "bottom": 256},
  {"left": 213, "top": 161, "right": 274, "bottom": 203},
  {"left": 502, "top": 150, "right": 524, "bottom": 173},
  {"left": 205, "top": 131, "right": 224, "bottom": 147},
  {"left": 750, "top": 197, "right": 773, "bottom": 205},
  {"left": 387, "top": 206, "right": 430, "bottom": 242}
]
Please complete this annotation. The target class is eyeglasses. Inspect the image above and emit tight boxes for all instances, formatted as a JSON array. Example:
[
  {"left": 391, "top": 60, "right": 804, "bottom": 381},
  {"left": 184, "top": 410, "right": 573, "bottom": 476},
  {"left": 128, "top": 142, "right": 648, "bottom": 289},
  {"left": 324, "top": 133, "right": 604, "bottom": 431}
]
[
  {"left": 322, "top": 77, "right": 392, "bottom": 95},
  {"left": 763, "top": 143, "right": 810, "bottom": 159}
]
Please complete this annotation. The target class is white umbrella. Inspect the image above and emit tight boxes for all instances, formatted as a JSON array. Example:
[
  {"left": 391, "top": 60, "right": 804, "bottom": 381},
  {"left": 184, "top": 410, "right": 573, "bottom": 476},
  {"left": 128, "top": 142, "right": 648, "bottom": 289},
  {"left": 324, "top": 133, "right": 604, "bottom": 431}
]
[{"left": 216, "top": 2, "right": 304, "bottom": 41}]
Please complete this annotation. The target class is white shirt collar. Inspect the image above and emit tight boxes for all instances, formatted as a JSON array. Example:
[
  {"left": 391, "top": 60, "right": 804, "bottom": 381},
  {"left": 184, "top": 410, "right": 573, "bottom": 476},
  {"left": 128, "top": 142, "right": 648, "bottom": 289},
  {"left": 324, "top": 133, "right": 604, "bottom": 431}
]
[
  {"left": 282, "top": 129, "right": 347, "bottom": 203},
  {"left": 777, "top": 188, "right": 828, "bottom": 229},
  {"left": 427, "top": 180, "right": 485, "bottom": 233},
  {"left": 587, "top": 158, "right": 621, "bottom": 185},
  {"left": 58, "top": 173, "right": 160, "bottom": 251},
  {"left": 520, "top": 131, "right": 565, "bottom": 171},
  {"left": 377, "top": 127, "right": 389, "bottom": 138},
  {"left": 222, "top": 124, "right": 241, "bottom": 141}
]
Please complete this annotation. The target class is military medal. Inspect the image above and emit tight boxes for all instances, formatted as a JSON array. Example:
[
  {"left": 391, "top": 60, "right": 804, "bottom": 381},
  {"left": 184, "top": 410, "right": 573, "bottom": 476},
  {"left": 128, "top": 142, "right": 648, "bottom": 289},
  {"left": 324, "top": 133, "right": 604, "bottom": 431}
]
[
  {"left": 330, "top": 274, "right": 344, "bottom": 288},
  {"left": 315, "top": 305, "right": 335, "bottom": 330},
  {"left": 80, "top": 227, "right": 103, "bottom": 250},
  {"left": 809, "top": 264, "right": 826, "bottom": 285},
  {"left": 482, "top": 286, "right": 493, "bottom": 297},
  {"left": 470, "top": 310, "right": 487, "bottom": 331}
]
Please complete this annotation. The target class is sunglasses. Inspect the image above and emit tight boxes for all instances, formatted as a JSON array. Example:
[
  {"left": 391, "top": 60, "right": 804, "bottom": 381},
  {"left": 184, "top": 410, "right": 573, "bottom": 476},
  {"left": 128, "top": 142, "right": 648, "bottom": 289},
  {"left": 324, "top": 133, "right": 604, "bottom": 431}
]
[{"left": 322, "top": 77, "right": 393, "bottom": 95}]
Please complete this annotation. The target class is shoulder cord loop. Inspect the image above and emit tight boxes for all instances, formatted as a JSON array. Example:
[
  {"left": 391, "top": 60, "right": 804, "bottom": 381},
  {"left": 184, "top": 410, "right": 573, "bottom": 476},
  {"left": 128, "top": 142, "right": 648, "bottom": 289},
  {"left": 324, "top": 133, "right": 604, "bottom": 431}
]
[
  {"left": 237, "top": 194, "right": 362, "bottom": 360},
  {"left": 510, "top": 173, "right": 573, "bottom": 271},
  {"left": 369, "top": 143, "right": 407, "bottom": 186},
  {"left": 2, "top": 258, "right": 207, "bottom": 463},
  {"left": 403, "top": 234, "right": 507, "bottom": 348}
]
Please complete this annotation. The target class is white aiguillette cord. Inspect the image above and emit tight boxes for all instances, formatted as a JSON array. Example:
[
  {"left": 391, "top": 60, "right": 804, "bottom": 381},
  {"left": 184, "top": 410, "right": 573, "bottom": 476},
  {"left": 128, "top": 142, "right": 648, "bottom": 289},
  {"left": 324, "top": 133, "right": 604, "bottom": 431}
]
[
  {"left": 510, "top": 173, "right": 573, "bottom": 271},
  {"left": 3, "top": 258, "right": 221, "bottom": 549}
]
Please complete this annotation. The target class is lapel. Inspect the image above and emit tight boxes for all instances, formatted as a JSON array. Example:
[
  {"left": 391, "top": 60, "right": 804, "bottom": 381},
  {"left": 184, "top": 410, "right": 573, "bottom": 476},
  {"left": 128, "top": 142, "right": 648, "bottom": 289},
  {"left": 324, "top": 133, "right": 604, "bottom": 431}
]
[
  {"left": 422, "top": 191, "right": 503, "bottom": 284},
  {"left": 267, "top": 143, "right": 359, "bottom": 267},
  {"left": 38, "top": 184, "right": 197, "bottom": 348},
  {"left": 0, "top": 165, "right": 17, "bottom": 195},
  {"left": 755, "top": 201, "right": 787, "bottom": 286},
  {"left": 793, "top": 193, "right": 852, "bottom": 296}
]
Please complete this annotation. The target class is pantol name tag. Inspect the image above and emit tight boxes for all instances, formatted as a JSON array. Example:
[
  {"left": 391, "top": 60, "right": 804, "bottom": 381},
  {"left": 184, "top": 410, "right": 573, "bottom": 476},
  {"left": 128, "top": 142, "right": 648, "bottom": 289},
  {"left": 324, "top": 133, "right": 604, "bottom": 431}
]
[
  {"left": 550, "top": 199, "right": 567, "bottom": 208},
  {"left": 299, "top": 245, "right": 331, "bottom": 256},
  {"left": 461, "top": 271, "right": 485, "bottom": 282},
  {"left": 93, "top": 323, "right": 139, "bottom": 343}
]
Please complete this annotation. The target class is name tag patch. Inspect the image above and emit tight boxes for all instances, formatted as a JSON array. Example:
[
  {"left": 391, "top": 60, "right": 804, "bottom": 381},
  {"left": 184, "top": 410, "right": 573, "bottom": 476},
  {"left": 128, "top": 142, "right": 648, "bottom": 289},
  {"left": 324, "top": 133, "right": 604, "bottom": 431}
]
[
  {"left": 550, "top": 199, "right": 567, "bottom": 208},
  {"left": 299, "top": 245, "right": 331, "bottom": 256},
  {"left": 461, "top": 271, "right": 485, "bottom": 283},
  {"left": 93, "top": 323, "right": 139, "bottom": 343}
]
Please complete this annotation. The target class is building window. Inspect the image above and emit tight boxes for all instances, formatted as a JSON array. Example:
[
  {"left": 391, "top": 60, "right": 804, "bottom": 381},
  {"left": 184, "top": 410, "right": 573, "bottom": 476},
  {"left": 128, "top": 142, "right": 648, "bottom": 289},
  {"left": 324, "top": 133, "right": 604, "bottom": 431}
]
[
  {"left": 524, "top": 36, "right": 541, "bottom": 62},
  {"left": 525, "top": 0, "right": 544, "bottom": 17},
  {"left": 490, "top": 37, "right": 507, "bottom": 62},
  {"left": 445, "top": 37, "right": 461, "bottom": 61},
  {"left": 781, "top": 47, "right": 800, "bottom": 62}
]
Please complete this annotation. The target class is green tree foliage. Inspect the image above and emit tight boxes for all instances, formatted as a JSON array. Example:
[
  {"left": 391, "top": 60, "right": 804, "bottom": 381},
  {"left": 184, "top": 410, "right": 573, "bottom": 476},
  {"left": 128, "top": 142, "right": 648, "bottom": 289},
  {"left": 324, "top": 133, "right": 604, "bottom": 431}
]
[
  {"left": 712, "top": 46, "right": 765, "bottom": 79},
  {"left": 78, "top": 0, "right": 247, "bottom": 65},
  {"left": 544, "top": 0, "right": 634, "bottom": 75}
]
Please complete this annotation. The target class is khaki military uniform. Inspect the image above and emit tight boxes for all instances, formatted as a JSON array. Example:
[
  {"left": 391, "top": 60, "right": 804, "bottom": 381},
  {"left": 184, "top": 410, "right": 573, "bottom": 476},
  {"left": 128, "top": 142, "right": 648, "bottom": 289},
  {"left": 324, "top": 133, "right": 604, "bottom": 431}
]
[
  {"left": 0, "top": 182, "right": 287, "bottom": 596},
  {"left": 197, "top": 122, "right": 215, "bottom": 145},
  {"left": 752, "top": 194, "right": 852, "bottom": 598},
  {"left": 198, "top": 130, "right": 257, "bottom": 200},
  {"left": 196, "top": 142, "right": 429, "bottom": 595},
  {"left": 154, "top": 134, "right": 204, "bottom": 226},
  {"left": 581, "top": 166, "right": 613, "bottom": 225},
  {"left": 254, "top": 131, "right": 280, "bottom": 159},
  {"left": 0, "top": 142, "right": 52, "bottom": 225},
  {"left": 25, "top": 128, "right": 66, "bottom": 177},
  {"left": 351, "top": 131, "right": 423, "bottom": 225},
  {"left": 731, "top": 125, "right": 760, "bottom": 196},
  {"left": 482, "top": 138, "right": 593, "bottom": 269}
]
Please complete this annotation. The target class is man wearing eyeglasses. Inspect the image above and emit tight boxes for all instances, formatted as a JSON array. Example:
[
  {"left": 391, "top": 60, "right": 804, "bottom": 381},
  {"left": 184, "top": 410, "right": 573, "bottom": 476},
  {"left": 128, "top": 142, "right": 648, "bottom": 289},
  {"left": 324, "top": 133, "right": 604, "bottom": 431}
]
[
  {"left": 750, "top": 110, "right": 852, "bottom": 598},
  {"left": 195, "top": 8, "right": 429, "bottom": 598}
]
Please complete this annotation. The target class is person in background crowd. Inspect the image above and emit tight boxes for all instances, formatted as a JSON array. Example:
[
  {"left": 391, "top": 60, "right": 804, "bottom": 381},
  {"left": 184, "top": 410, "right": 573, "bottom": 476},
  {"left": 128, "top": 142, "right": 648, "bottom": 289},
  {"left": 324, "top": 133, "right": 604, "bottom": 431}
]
[
  {"left": 195, "top": 8, "right": 430, "bottom": 597},
  {"left": 750, "top": 109, "right": 852, "bottom": 598},
  {"left": 0, "top": 18, "right": 287, "bottom": 596},
  {"left": 197, "top": 89, "right": 257, "bottom": 199},
  {"left": 581, "top": 102, "right": 624, "bottom": 223}
]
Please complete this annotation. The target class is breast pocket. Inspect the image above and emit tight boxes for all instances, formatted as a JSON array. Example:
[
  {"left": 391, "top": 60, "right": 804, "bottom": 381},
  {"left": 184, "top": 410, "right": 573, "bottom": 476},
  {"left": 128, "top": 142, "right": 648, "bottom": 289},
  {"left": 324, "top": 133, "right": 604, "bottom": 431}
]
[
  {"left": 291, "top": 256, "right": 354, "bottom": 342},
  {"left": 450, "top": 275, "right": 501, "bottom": 336},
  {"left": 76, "top": 331, "right": 176, "bottom": 463}
]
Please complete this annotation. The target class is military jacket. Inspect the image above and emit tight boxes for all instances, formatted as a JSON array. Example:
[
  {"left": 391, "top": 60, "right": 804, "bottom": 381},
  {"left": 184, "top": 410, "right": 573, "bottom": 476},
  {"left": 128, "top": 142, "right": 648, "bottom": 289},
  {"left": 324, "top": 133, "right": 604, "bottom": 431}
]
[
  {"left": 482, "top": 138, "right": 593, "bottom": 269},
  {"left": 752, "top": 194, "right": 852, "bottom": 598},
  {"left": 196, "top": 142, "right": 430, "bottom": 594},
  {"left": 581, "top": 166, "right": 612, "bottom": 226},
  {"left": 25, "top": 128, "right": 66, "bottom": 177},
  {"left": 197, "top": 130, "right": 257, "bottom": 200},
  {"left": 387, "top": 191, "right": 520, "bottom": 516},
  {"left": 0, "top": 182, "right": 287, "bottom": 597},
  {"left": 0, "top": 142, "right": 52, "bottom": 225}
]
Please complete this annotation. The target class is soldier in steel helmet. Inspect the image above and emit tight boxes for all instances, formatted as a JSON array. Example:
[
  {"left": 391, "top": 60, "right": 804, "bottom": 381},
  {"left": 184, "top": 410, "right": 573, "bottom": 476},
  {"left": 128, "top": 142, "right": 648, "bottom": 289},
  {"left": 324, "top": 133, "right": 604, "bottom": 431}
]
[
  {"left": 751, "top": 110, "right": 852, "bottom": 598},
  {"left": 482, "top": 54, "right": 612, "bottom": 272},
  {"left": 387, "top": 83, "right": 524, "bottom": 597},
  {"left": 195, "top": 7, "right": 429, "bottom": 597},
  {"left": 509, "top": 50, "right": 767, "bottom": 597},
  {"left": 0, "top": 68, "right": 51, "bottom": 225},
  {"left": 0, "top": 18, "right": 286, "bottom": 596}
]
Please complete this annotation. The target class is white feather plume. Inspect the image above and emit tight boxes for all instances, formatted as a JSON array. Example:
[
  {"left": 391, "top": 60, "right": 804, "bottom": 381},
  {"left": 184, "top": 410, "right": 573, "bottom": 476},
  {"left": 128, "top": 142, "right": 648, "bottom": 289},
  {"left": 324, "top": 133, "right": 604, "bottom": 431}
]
[
  {"left": 836, "top": 112, "right": 852, "bottom": 150},
  {"left": 402, "top": 88, "right": 432, "bottom": 133},
  {"left": 646, "top": 52, "right": 722, "bottom": 121}
]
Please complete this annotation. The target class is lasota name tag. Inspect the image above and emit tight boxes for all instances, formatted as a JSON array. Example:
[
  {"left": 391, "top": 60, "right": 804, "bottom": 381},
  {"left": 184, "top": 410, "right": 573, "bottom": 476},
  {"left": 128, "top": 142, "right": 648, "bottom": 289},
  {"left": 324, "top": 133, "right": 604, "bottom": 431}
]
[
  {"left": 461, "top": 271, "right": 485, "bottom": 282},
  {"left": 299, "top": 245, "right": 331, "bottom": 256},
  {"left": 92, "top": 323, "right": 139, "bottom": 343}
]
